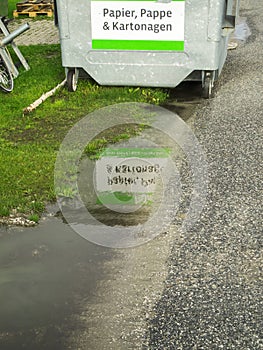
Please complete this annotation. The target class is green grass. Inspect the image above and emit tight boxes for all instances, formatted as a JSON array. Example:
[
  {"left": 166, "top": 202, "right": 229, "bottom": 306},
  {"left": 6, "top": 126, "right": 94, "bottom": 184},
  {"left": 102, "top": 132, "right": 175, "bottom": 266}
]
[
  {"left": 0, "top": 44, "right": 169, "bottom": 218},
  {"left": 8, "top": 0, "right": 18, "bottom": 17}
]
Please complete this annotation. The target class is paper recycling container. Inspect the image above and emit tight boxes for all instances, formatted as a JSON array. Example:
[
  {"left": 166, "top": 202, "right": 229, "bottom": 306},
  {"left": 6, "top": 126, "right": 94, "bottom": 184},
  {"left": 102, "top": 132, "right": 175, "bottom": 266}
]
[{"left": 55, "top": 0, "right": 239, "bottom": 97}]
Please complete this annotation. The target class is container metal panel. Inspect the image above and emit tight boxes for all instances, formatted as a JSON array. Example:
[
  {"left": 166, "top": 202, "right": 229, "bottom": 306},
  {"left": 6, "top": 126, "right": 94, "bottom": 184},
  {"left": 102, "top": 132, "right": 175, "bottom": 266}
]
[{"left": 56, "top": 0, "right": 238, "bottom": 87}]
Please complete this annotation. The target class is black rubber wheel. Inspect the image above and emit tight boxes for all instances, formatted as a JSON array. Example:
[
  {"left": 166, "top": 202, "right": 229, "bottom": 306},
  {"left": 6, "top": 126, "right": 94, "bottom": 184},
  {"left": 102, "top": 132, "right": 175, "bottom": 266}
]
[
  {"left": 0, "top": 56, "right": 13, "bottom": 93},
  {"left": 67, "top": 69, "right": 78, "bottom": 92},
  {"left": 202, "top": 73, "right": 213, "bottom": 99}
]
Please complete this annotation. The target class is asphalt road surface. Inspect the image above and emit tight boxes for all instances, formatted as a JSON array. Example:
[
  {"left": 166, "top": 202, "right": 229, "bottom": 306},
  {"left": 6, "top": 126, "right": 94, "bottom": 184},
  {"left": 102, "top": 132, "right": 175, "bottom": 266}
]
[{"left": 145, "top": 0, "right": 263, "bottom": 348}]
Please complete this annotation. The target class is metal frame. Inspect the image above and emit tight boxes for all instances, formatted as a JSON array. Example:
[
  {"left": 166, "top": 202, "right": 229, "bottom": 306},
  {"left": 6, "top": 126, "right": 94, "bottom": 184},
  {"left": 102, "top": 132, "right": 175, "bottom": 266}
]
[{"left": 0, "top": 17, "right": 30, "bottom": 78}]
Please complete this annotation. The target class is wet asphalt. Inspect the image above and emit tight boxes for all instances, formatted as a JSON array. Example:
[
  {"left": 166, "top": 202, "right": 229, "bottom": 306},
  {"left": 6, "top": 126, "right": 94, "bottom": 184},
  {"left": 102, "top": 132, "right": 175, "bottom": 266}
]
[
  {"left": 0, "top": 215, "right": 114, "bottom": 350},
  {"left": 0, "top": 0, "right": 262, "bottom": 349},
  {"left": 145, "top": 0, "right": 263, "bottom": 348}
]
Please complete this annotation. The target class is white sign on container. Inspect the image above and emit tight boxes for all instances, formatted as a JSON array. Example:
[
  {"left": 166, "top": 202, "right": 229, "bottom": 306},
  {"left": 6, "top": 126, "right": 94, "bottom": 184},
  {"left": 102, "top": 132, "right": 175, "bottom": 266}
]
[{"left": 91, "top": 0, "right": 185, "bottom": 51}]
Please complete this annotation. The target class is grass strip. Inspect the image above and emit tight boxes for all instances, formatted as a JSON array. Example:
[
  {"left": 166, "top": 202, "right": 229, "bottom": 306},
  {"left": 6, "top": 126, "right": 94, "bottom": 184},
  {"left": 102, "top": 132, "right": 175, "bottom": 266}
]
[{"left": 0, "top": 44, "right": 168, "bottom": 220}]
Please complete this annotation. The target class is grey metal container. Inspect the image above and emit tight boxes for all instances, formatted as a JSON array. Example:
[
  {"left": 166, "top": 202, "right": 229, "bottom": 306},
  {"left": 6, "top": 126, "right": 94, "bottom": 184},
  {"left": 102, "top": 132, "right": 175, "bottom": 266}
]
[{"left": 55, "top": 0, "right": 239, "bottom": 97}]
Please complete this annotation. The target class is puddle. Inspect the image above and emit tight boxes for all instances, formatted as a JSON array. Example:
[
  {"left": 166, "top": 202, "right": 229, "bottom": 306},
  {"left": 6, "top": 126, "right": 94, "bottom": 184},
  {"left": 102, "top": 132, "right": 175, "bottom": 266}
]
[
  {"left": 232, "top": 17, "right": 251, "bottom": 42},
  {"left": 0, "top": 92, "right": 203, "bottom": 348},
  {"left": 162, "top": 81, "right": 203, "bottom": 122},
  {"left": 0, "top": 215, "right": 113, "bottom": 349}
]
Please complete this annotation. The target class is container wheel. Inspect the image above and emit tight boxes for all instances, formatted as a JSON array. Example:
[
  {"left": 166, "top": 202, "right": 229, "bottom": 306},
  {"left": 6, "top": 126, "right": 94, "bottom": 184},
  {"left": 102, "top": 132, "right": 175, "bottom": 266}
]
[
  {"left": 202, "top": 71, "right": 214, "bottom": 99},
  {"left": 67, "top": 69, "right": 78, "bottom": 92}
]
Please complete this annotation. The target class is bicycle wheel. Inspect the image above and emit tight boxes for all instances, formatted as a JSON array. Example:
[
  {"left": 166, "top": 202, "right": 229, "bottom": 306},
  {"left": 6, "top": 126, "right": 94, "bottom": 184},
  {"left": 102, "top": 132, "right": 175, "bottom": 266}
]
[{"left": 0, "top": 55, "right": 14, "bottom": 93}]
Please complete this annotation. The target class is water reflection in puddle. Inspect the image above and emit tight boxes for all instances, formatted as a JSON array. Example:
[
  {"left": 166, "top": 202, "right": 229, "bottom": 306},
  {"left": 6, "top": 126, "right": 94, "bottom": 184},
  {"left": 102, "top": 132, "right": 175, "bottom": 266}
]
[
  {"left": 0, "top": 214, "right": 113, "bottom": 349},
  {"left": 0, "top": 85, "right": 203, "bottom": 349}
]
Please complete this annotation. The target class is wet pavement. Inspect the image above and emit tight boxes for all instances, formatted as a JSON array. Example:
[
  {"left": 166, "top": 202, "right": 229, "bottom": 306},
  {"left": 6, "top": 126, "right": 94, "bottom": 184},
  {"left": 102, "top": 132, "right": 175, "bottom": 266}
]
[
  {"left": 0, "top": 213, "right": 114, "bottom": 349},
  {"left": 1, "top": 0, "right": 262, "bottom": 349}
]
